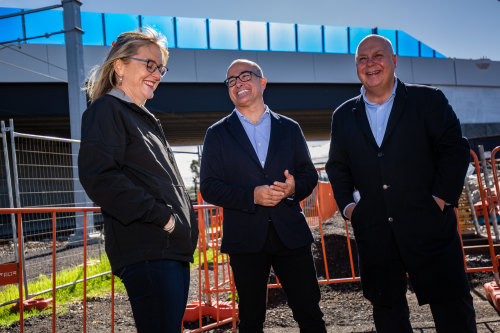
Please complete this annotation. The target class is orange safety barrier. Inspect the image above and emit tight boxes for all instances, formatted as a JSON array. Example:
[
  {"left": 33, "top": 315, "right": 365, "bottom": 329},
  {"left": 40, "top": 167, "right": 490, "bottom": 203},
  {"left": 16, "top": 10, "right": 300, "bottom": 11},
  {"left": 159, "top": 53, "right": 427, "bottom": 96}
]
[
  {"left": 182, "top": 196, "right": 239, "bottom": 332},
  {"left": 316, "top": 167, "right": 338, "bottom": 222},
  {"left": 3, "top": 152, "right": 500, "bottom": 331},
  {"left": 480, "top": 147, "right": 500, "bottom": 312},
  {"left": 460, "top": 150, "right": 499, "bottom": 275},
  {"left": 0, "top": 207, "right": 100, "bottom": 333}
]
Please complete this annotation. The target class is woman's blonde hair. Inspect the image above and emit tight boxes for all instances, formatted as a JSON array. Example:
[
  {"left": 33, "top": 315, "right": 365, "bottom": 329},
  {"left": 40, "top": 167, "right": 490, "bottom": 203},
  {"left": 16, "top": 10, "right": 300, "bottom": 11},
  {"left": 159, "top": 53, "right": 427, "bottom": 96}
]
[{"left": 86, "top": 27, "right": 169, "bottom": 102}]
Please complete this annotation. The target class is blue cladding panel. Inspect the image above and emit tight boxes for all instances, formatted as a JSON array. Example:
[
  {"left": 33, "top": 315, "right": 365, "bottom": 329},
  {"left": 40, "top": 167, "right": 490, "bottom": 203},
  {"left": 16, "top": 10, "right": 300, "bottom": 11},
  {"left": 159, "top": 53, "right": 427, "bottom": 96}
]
[
  {"left": 397, "top": 30, "right": 419, "bottom": 57},
  {"left": 420, "top": 42, "right": 434, "bottom": 58},
  {"left": 104, "top": 13, "right": 139, "bottom": 46},
  {"left": 269, "top": 22, "right": 296, "bottom": 52},
  {"left": 435, "top": 51, "right": 446, "bottom": 58},
  {"left": 25, "top": 9, "right": 64, "bottom": 44},
  {"left": 141, "top": 15, "right": 176, "bottom": 48},
  {"left": 176, "top": 17, "right": 208, "bottom": 49},
  {"left": 81, "top": 12, "right": 104, "bottom": 46},
  {"left": 349, "top": 27, "right": 372, "bottom": 54},
  {"left": 0, "top": 8, "right": 23, "bottom": 43},
  {"left": 377, "top": 29, "right": 397, "bottom": 53},
  {"left": 297, "top": 24, "right": 322, "bottom": 53},
  {"left": 239, "top": 21, "right": 268, "bottom": 51},
  {"left": 323, "top": 26, "right": 348, "bottom": 54},
  {"left": 208, "top": 19, "right": 238, "bottom": 50}
]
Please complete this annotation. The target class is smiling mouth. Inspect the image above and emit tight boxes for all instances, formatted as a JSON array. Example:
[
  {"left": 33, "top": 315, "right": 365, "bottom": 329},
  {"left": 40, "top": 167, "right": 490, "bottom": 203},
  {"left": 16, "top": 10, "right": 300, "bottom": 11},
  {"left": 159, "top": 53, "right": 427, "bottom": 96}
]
[
  {"left": 237, "top": 89, "right": 249, "bottom": 96},
  {"left": 366, "top": 70, "right": 381, "bottom": 76},
  {"left": 144, "top": 81, "right": 155, "bottom": 88}
]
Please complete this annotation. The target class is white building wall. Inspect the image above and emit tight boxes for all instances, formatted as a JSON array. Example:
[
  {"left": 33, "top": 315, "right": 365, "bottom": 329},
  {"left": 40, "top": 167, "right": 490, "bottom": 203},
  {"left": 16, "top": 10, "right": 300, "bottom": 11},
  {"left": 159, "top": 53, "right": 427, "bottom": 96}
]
[{"left": 0, "top": 44, "right": 499, "bottom": 129}]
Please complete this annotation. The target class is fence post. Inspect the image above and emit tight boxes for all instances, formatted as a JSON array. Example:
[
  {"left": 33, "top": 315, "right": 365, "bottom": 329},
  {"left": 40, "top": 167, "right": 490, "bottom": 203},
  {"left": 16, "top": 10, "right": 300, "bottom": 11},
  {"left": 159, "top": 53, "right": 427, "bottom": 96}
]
[
  {"left": 7, "top": 120, "right": 29, "bottom": 298},
  {"left": 1, "top": 121, "right": 18, "bottom": 261}
]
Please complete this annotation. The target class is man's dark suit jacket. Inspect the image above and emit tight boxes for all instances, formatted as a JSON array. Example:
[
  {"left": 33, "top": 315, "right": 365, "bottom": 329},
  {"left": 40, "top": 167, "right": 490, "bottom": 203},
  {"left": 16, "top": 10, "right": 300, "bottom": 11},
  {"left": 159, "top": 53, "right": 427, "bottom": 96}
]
[
  {"left": 325, "top": 79, "right": 470, "bottom": 305},
  {"left": 200, "top": 110, "right": 318, "bottom": 254}
]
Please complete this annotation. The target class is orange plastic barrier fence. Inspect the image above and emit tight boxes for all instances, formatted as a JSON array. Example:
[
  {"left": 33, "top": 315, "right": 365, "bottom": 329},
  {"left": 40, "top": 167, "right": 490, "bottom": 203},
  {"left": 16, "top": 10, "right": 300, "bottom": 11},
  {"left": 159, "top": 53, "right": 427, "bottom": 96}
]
[
  {"left": 0, "top": 207, "right": 100, "bottom": 333},
  {"left": 462, "top": 150, "right": 499, "bottom": 275},
  {"left": 2, "top": 152, "right": 500, "bottom": 332}
]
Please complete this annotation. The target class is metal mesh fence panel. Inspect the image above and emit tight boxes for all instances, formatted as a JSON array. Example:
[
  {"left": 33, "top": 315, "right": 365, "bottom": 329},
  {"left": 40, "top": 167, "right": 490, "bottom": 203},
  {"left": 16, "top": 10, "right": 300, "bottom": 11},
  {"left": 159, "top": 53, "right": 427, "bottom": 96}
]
[{"left": 11, "top": 132, "right": 103, "bottom": 294}]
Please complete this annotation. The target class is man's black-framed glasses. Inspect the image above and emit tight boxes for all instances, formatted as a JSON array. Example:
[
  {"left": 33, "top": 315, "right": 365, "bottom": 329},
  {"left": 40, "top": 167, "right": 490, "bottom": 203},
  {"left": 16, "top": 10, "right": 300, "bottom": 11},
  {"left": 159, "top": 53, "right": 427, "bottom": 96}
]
[
  {"left": 127, "top": 57, "right": 168, "bottom": 77},
  {"left": 224, "top": 71, "right": 262, "bottom": 87}
]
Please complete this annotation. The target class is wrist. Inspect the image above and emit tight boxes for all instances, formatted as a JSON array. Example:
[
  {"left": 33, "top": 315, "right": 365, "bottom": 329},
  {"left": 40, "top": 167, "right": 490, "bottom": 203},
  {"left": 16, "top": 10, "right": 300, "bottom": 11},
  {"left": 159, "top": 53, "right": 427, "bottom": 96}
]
[{"left": 163, "top": 215, "right": 175, "bottom": 232}]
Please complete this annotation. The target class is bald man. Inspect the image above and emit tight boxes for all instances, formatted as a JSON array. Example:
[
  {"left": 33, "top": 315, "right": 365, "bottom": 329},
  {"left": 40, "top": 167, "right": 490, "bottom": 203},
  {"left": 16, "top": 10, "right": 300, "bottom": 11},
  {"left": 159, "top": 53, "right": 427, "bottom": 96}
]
[{"left": 325, "top": 35, "right": 476, "bottom": 332}]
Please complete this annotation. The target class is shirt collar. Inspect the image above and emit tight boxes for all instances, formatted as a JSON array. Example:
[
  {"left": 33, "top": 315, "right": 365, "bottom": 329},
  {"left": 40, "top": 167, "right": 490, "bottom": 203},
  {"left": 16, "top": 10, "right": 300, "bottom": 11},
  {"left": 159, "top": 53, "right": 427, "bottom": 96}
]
[
  {"left": 361, "top": 77, "right": 398, "bottom": 106},
  {"left": 234, "top": 105, "right": 271, "bottom": 124},
  {"left": 108, "top": 87, "right": 135, "bottom": 104},
  {"left": 108, "top": 87, "right": 153, "bottom": 115}
]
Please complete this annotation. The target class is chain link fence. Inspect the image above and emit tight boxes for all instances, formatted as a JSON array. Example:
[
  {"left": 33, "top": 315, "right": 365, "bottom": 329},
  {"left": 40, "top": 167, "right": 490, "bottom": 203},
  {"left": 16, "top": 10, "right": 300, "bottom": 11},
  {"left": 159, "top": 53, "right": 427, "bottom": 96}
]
[{"left": 0, "top": 120, "right": 102, "bottom": 302}]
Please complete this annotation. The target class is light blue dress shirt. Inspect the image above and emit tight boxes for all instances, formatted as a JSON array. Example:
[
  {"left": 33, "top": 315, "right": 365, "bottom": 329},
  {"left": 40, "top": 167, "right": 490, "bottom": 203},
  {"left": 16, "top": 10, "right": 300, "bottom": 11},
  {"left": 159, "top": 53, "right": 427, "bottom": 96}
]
[
  {"left": 361, "top": 78, "right": 398, "bottom": 147},
  {"left": 235, "top": 106, "right": 271, "bottom": 168}
]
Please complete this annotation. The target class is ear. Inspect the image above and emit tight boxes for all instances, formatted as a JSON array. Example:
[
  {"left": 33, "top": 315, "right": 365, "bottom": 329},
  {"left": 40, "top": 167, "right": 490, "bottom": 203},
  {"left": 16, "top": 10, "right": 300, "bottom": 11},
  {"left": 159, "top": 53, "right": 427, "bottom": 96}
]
[
  {"left": 260, "top": 77, "right": 267, "bottom": 91},
  {"left": 114, "top": 59, "right": 124, "bottom": 76}
]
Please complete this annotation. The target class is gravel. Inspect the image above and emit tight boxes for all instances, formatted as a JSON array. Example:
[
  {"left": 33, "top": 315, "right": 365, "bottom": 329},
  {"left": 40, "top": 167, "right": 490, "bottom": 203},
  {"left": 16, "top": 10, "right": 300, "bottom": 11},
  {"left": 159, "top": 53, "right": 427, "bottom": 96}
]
[{"left": 1, "top": 214, "right": 499, "bottom": 332}]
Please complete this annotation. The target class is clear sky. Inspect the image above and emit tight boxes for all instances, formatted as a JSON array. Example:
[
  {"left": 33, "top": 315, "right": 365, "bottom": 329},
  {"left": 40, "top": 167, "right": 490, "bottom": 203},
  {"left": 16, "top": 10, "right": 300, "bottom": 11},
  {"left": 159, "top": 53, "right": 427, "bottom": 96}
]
[{"left": 4, "top": 0, "right": 500, "bottom": 61}]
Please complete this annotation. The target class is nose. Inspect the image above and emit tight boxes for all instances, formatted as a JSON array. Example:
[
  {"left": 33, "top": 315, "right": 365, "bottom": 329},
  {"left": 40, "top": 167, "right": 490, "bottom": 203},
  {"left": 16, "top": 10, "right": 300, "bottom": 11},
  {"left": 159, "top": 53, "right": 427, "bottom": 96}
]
[
  {"left": 366, "top": 57, "right": 376, "bottom": 65},
  {"left": 152, "top": 67, "right": 162, "bottom": 79},
  {"left": 234, "top": 78, "right": 244, "bottom": 87}
]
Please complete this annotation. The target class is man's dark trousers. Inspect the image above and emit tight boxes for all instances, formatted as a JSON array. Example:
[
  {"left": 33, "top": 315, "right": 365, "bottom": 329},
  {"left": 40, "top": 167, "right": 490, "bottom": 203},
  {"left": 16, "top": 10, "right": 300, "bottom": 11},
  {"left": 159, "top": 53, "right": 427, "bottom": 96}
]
[{"left": 229, "top": 221, "right": 326, "bottom": 333}]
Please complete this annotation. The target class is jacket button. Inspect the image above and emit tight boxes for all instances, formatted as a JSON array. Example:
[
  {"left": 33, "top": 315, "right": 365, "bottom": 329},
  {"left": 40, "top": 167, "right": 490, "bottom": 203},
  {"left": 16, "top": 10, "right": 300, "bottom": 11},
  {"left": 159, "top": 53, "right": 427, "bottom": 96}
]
[
  {"left": 388, "top": 217, "right": 393, "bottom": 222},
  {"left": 377, "top": 152, "right": 384, "bottom": 157},
  {"left": 382, "top": 184, "right": 390, "bottom": 190}
]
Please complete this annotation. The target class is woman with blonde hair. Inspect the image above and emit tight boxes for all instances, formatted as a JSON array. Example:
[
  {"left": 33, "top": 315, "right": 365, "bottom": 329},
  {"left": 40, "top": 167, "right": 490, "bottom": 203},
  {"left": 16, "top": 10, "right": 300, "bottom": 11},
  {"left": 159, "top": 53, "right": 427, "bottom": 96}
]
[{"left": 78, "top": 28, "right": 198, "bottom": 332}]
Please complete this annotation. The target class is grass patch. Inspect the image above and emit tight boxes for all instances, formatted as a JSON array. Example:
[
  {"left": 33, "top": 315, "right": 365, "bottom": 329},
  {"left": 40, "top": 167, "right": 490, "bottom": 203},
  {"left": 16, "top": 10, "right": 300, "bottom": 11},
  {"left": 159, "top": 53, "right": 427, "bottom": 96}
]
[
  {"left": 193, "top": 247, "right": 224, "bottom": 266},
  {"left": 0, "top": 248, "right": 223, "bottom": 327},
  {"left": 0, "top": 255, "right": 125, "bottom": 328}
]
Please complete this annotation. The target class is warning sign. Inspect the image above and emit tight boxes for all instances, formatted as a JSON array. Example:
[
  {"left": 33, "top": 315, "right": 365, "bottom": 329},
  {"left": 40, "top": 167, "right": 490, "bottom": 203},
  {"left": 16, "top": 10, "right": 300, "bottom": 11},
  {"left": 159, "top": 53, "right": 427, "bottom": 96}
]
[{"left": 0, "top": 263, "right": 19, "bottom": 286}]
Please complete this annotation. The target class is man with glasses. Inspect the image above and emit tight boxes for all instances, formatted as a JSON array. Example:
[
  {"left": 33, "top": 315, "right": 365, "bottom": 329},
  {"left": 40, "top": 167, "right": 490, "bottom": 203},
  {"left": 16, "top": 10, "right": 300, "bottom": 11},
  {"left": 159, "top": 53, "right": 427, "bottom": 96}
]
[{"left": 200, "top": 59, "right": 326, "bottom": 333}]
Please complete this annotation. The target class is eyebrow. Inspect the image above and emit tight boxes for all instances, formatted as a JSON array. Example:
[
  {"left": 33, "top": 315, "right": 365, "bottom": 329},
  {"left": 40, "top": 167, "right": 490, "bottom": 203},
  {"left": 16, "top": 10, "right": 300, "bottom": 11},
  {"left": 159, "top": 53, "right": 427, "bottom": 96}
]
[{"left": 227, "top": 70, "right": 250, "bottom": 78}]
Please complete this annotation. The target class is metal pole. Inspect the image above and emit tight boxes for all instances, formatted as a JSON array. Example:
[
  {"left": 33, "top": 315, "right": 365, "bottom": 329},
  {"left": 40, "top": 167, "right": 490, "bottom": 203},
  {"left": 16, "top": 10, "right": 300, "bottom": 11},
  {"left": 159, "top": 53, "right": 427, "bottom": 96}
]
[
  {"left": 464, "top": 181, "right": 481, "bottom": 235},
  {"left": 1, "top": 121, "right": 18, "bottom": 261},
  {"left": 479, "top": 145, "right": 500, "bottom": 242},
  {"left": 62, "top": 0, "right": 94, "bottom": 237},
  {"left": 8, "top": 119, "right": 29, "bottom": 298}
]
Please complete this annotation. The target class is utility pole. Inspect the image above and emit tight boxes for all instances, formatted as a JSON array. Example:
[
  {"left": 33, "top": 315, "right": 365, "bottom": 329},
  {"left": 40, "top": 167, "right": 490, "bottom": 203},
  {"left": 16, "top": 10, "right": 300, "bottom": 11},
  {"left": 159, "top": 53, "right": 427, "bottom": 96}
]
[{"left": 62, "top": 0, "right": 94, "bottom": 238}]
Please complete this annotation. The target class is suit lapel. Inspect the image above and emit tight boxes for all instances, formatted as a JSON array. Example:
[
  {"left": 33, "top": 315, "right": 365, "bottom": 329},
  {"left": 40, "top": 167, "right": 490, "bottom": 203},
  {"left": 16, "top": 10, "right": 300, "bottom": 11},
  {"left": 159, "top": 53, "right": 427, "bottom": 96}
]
[
  {"left": 381, "top": 79, "right": 407, "bottom": 148},
  {"left": 353, "top": 96, "right": 379, "bottom": 150},
  {"left": 264, "top": 111, "right": 283, "bottom": 169},
  {"left": 226, "top": 111, "right": 262, "bottom": 168}
]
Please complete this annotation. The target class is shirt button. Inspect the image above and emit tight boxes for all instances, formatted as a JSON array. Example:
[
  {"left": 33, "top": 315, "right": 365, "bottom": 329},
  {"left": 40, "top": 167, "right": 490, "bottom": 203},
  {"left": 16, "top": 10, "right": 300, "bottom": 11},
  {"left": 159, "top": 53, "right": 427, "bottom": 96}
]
[
  {"left": 258, "top": 143, "right": 261, "bottom": 146},
  {"left": 382, "top": 184, "right": 390, "bottom": 190},
  {"left": 377, "top": 152, "right": 384, "bottom": 157},
  {"left": 388, "top": 217, "right": 393, "bottom": 222}
]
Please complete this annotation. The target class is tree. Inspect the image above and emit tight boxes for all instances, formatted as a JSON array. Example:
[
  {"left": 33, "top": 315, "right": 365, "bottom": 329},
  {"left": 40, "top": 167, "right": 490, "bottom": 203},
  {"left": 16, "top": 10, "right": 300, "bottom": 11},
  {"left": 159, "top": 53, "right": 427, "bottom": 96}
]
[{"left": 190, "top": 159, "right": 200, "bottom": 196}]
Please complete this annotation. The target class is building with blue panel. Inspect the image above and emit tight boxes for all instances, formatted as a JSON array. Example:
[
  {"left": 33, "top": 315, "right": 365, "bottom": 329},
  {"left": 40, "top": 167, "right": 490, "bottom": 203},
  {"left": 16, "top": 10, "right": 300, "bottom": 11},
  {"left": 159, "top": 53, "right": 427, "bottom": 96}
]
[{"left": 0, "top": 4, "right": 499, "bottom": 146}]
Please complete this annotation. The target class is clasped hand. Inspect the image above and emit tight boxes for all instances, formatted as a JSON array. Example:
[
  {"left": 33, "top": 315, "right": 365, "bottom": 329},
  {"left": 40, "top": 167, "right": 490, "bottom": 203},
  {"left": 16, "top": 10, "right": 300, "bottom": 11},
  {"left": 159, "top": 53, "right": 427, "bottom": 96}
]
[{"left": 254, "top": 170, "right": 295, "bottom": 207}]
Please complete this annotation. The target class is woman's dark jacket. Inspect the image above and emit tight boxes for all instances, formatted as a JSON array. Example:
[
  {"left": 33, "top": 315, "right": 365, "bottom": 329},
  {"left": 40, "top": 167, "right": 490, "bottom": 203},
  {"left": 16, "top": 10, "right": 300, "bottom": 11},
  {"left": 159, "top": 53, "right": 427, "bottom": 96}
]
[{"left": 78, "top": 90, "right": 198, "bottom": 274}]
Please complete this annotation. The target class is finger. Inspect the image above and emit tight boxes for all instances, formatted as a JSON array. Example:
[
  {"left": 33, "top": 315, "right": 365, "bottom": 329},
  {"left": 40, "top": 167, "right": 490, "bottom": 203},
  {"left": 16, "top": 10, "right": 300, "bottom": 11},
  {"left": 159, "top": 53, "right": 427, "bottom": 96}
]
[
  {"left": 284, "top": 170, "right": 294, "bottom": 179},
  {"left": 269, "top": 189, "right": 284, "bottom": 196},
  {"left": 270, "top": 184, "right": 286, "bottom": 192}
]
